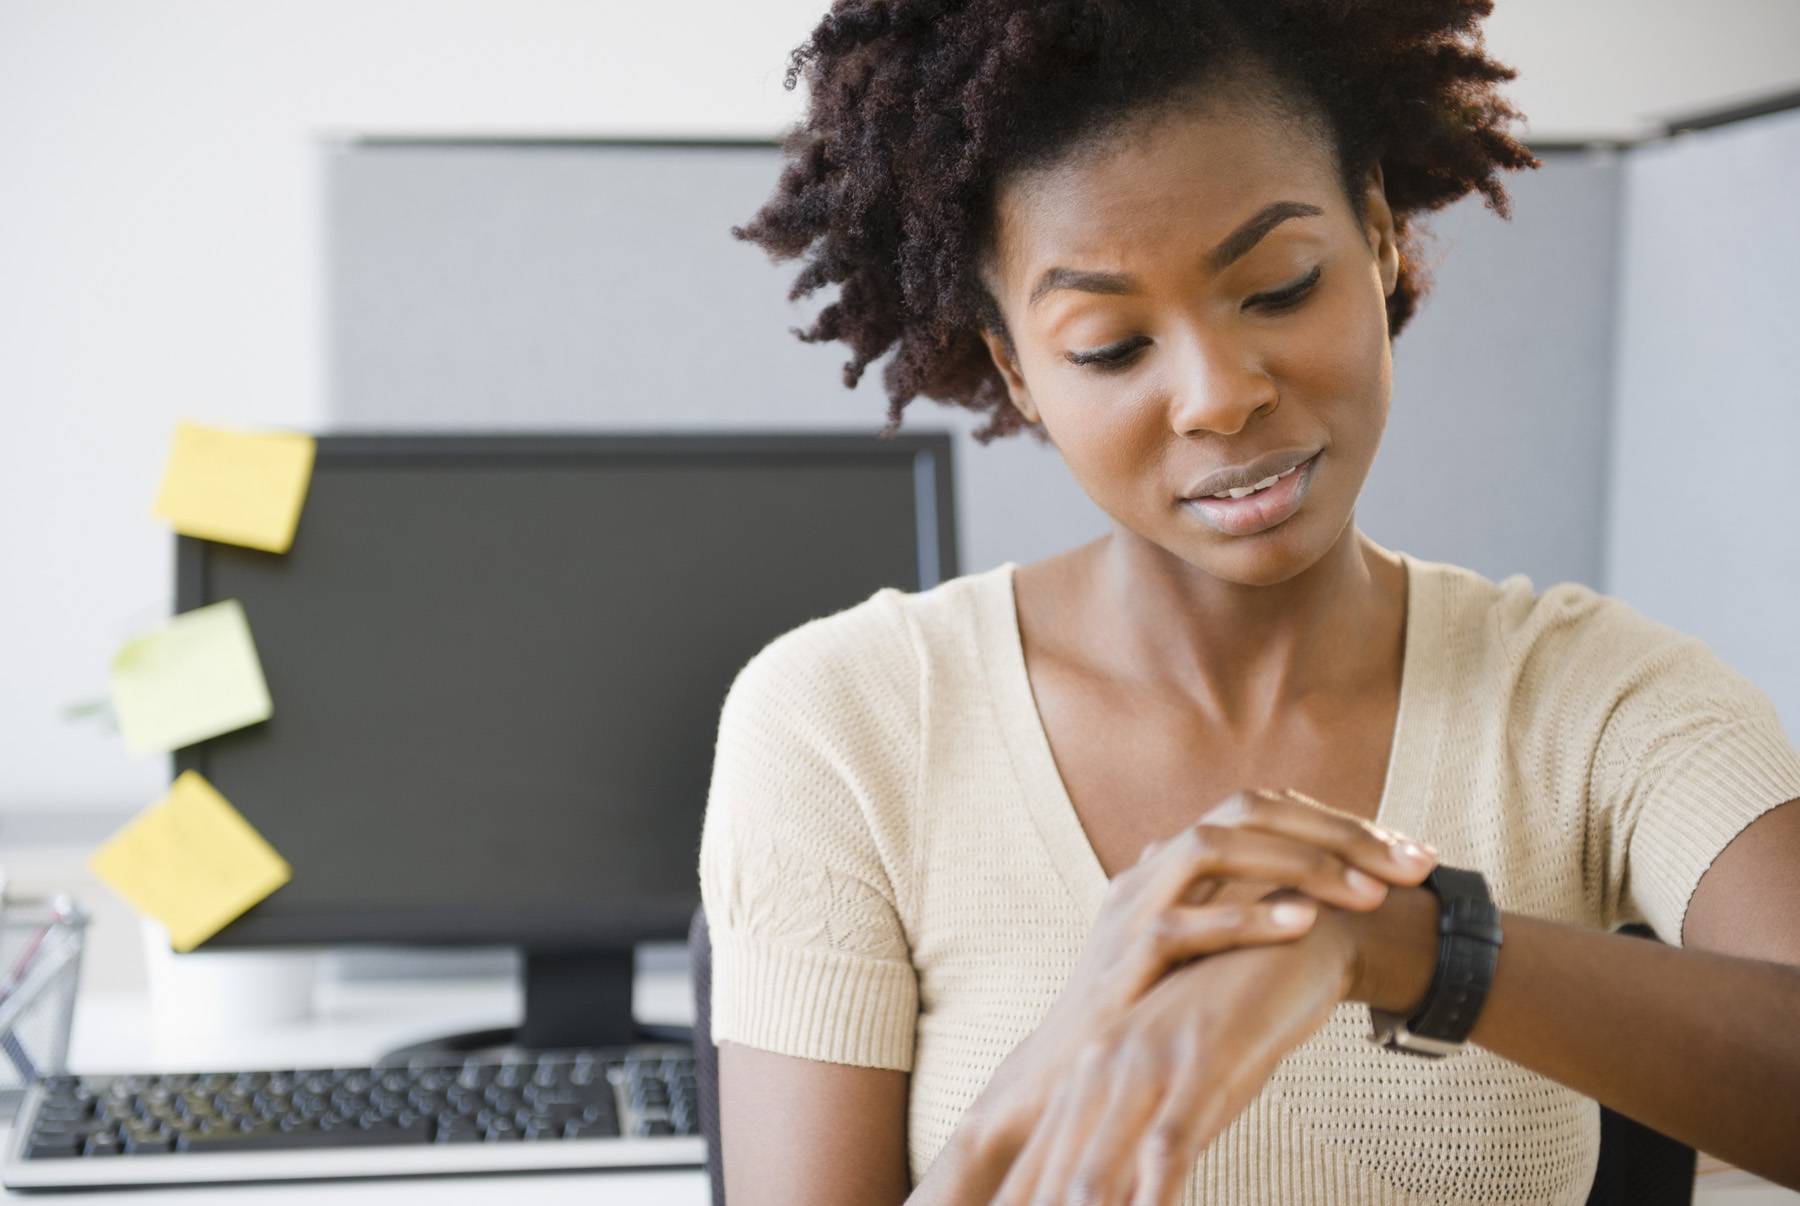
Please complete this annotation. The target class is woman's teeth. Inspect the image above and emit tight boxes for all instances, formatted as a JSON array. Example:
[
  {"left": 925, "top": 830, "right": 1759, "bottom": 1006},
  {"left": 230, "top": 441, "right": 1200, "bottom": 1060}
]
[{"left": 1209, "top": 463, "right": 1300, "bottom": 500}]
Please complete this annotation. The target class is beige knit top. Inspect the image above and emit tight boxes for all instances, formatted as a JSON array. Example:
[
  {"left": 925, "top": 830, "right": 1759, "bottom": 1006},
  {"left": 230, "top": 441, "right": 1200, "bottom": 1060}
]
[{"left": 697, "top": 549, "right": 1800, "bottom": 1204}]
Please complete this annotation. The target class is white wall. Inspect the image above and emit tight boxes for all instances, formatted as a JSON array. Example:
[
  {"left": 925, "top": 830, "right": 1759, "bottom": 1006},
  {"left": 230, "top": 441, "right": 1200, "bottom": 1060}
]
[
  {"left": 0, "top": 0, "right": 824, "bottom": 813},
  {"left": 3, "top": 1, "right": 1797, "bottom": 815},
  {"left": 1605, "top": 107, "right": 1800, "bottom": 741},
  {"left": 1485, "top": 0, "right": 1800, "bottom": 142}
]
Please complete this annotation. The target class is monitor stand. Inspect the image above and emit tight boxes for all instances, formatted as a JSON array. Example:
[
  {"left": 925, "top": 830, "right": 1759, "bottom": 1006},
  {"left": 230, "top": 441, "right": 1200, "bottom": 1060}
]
[{"left": 378, "top": 947, "right": 690, "bottom": 1063}]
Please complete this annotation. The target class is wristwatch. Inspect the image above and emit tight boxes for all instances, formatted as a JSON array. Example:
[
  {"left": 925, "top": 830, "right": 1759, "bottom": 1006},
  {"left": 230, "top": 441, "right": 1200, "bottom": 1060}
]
[{"left": 1366, "top": 863, "right": 1503, "bottom": 1058}]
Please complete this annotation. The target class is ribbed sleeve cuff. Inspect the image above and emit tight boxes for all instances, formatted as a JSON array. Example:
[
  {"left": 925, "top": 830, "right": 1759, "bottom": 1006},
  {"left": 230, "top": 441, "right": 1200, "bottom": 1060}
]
[
  {"left": 709, "top": 926, "right": 918, "bottom": 1072},
  {"left": 1631, "top": 717, "right": 1800, "bottom": 945}
]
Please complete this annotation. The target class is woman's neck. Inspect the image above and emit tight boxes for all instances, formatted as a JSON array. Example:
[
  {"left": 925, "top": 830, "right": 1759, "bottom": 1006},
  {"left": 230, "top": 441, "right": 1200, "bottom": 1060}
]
[{"left": 1076, "top": 525, "right": 1405, "bottom": 729}]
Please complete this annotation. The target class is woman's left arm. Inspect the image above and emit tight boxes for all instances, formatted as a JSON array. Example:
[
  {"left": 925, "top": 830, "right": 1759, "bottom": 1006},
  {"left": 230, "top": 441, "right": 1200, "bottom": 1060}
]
[
  {"left": 989, "top": 799, "right": 1800, "bottom": 1205},
  {"left": 1350, "top": 796, "right": 1800, "bottom": 1190}
]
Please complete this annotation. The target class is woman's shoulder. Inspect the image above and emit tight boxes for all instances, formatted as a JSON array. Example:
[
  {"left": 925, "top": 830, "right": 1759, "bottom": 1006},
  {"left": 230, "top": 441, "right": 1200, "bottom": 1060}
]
[
  {"left": 733, "top": 564, "right": 1011, "bottom": 691},
  {"left": 1407, "top": 552, "right": 1780, "bottom": 751},
  {"left": 1410, "top": 551, "right": 1705, "bottom": 675},
  {"left": 723, "top": 563, "right": 1012, "bottom": 733}
]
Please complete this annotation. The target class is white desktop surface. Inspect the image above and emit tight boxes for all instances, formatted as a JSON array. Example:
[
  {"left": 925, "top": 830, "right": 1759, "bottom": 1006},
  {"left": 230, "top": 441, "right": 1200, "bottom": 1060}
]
[{"left": 1, "top": 971, "right": 708, "bottom": 1204}]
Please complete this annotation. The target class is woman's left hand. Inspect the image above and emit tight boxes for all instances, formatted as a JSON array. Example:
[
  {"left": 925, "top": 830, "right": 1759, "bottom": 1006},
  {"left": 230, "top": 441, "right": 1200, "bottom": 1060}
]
[{"left": 990, "top": 895, "right": 1362, "bottom": 1206}]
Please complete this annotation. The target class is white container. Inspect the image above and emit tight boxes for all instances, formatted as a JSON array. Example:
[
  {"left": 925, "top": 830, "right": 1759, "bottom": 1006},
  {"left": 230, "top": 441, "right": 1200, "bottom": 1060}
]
[{"left": 139, "top": 918, "right": 320, "bottom": 1036}]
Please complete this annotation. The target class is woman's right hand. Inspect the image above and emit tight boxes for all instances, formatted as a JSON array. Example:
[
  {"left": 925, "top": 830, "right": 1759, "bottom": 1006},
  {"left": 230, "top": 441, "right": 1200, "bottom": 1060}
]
[{"left": 958, "top": 787, "right": 1437, "bottom": 1164}]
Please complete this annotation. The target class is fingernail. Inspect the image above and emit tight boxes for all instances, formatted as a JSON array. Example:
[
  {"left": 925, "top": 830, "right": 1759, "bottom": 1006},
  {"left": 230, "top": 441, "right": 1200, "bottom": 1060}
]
[
  {"left": 1345, "top": 867, "right": 1385, "bottom": 896},
  {"left": 1271, "top": 902, "right": 1316, "bottom": 927},
  {"left": 1395, "top": 840, "right": 1435, "bottom": 865}
]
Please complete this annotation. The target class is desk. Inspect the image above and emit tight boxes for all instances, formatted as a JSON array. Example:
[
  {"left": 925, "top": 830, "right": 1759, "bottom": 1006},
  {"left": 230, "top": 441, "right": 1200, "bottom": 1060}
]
[{"left": 1, "top": 972, "right": 709, "bottom": 1204}]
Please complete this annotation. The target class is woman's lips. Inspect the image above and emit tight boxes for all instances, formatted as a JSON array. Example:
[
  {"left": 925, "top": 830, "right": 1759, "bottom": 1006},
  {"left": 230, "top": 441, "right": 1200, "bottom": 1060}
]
[{"left": 1179, "top": 452, "right": 1318, "bottom": 536}]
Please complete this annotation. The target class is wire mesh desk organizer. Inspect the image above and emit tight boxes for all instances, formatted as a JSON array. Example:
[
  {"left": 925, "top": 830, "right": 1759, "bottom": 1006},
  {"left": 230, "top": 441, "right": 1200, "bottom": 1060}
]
[{"left": 0, "top": 891, "right": 88, "bottom": 1123}]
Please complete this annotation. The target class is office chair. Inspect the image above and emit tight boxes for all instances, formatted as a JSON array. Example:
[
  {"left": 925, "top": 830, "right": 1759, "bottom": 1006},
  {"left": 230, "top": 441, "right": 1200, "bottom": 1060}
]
[
  {"left": 691, "top": 906, "right": 726, "bottom": 1206},
  {"left": 686, "top": 907, "right": 1694, "bottom": 1205}
]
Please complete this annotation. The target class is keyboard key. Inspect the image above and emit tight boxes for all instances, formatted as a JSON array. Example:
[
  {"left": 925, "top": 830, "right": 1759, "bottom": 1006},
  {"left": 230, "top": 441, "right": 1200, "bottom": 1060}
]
[
  {"left": 564, "top": 1113, "right": 619, "bottom": 1139},
  {"left": 434, "top": 1119, "right": 484, "bottom": 1144},
  {"left": 252, "top": 1090, "right": 292, "bottom": 1115},
  {"left": 178, "top": 1117, "right": 433, "bottom": 1153},
  {"left": 23, "top": 1138, "right": 82, "bottom": 1160},
  {"left": 122, "top": 1130, "right": 177, "bottom": 1155},
  {"left": 34, "top": 1102, "right": 93, "bottom": 1125},
  {"left": 483, "top": 1088, "right": 523, "bottom": 1115},
  {"left": 408, "top": 1091, "right": 447, "bottom": 1116},
  {"left": 456, "top": 1065, "right": 496, "bottom": 1089}
]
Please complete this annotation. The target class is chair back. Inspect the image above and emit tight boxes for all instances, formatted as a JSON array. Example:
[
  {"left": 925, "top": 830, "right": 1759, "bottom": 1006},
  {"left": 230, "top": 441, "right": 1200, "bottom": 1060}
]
[{"left": 689, "top": 904, "right": 725, "bottom": 1206}]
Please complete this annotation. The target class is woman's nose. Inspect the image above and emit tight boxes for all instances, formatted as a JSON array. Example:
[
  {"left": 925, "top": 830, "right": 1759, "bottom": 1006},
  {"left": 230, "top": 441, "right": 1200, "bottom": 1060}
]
[{"left": 1163, "top": 327, "right": 1278, "bottom": 436}]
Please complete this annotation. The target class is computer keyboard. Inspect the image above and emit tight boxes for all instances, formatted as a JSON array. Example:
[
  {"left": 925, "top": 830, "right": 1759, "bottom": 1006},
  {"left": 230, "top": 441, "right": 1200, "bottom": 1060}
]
[{"left": 1, "top": 1044, "right": 704, "bottom": 1189}]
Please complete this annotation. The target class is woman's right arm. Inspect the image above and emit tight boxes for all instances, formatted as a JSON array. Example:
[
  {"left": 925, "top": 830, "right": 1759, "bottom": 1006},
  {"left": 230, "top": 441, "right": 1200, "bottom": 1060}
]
[
  {"left": 719, "top": 789, "right": 1439, "bottom": 1202},
  {"left": 715, "top": 1011, "right": 1065, "bottom": 1205},
  {"left": 720, "top": 1043, "right": 913, "bottom": 1205}
]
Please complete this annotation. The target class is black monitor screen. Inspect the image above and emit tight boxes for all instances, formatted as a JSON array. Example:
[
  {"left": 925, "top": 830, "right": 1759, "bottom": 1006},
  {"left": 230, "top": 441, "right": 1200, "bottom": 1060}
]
[{"left": 176, "top": 432, "right": 955, "bottom": 951}]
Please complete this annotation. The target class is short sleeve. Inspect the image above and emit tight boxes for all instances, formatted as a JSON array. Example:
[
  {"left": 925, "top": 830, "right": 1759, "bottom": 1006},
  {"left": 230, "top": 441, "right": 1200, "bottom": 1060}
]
[
  {"left": 1587, "top": 629, "right": 1800, "bottom": 945},
  {"left": 697, "top": 592, "right": 921, "bottom": 1071}
]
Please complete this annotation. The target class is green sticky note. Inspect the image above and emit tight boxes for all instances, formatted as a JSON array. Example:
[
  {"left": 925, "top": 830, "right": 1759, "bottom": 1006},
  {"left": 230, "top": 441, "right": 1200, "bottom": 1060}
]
[{"left": 109, "top": 599, "right": 274, "bottom": 755}]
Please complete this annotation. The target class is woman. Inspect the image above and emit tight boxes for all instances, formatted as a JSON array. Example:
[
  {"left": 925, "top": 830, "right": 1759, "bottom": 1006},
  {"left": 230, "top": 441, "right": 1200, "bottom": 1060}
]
[{"left": 697, "top": 1, "right": 1800, "bottom": 1202}]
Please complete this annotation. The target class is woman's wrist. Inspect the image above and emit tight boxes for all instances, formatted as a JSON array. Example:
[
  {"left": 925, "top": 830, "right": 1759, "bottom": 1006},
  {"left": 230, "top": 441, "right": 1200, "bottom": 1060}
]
[
  {"left": 1320, "top": 883, "right": 1440, "bottom": 1011},
  {"left": 954, "top": 1020, "right": 1058, "bottom": 1158},
  {"left": 920, "top": 1058, "right": 1041, "bottom": 1202}
]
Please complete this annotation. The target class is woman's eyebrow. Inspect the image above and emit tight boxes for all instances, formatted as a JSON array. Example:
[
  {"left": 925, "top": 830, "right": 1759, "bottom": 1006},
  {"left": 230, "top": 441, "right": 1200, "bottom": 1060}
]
[{"left": 1026, "top": 199, "right": 1325, "bottom": 309}]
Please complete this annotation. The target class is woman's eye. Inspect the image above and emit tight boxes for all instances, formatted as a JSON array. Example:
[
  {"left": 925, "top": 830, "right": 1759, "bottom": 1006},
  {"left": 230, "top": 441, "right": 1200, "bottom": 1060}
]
[
  {"left": 1065, "top": 338, "right": 1148, "bottom": 373},
  {"left": 1249, "top": 264, "right": 1322, "bottom": 312},
  {"left": 1064, "top": 266, "right": 1323, "bottom": 373}
]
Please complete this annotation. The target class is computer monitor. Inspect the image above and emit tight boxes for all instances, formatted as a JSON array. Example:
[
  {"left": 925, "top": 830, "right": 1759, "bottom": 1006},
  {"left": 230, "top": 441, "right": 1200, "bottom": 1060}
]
[{"left": 172, "top": 431, "right": 957, "bottom": 1052}]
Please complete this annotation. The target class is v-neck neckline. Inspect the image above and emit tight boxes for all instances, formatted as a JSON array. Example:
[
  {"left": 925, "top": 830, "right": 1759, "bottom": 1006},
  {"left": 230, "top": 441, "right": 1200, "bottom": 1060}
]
[{"left": 975, "top": 550, "right": 1446, "bottom": 921}]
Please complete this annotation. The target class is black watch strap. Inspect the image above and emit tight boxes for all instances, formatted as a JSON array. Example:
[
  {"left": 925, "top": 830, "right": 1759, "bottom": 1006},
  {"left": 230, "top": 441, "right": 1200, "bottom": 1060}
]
[{"left": 1368, "top": 864, "right": 1503, "bottom": 1058}]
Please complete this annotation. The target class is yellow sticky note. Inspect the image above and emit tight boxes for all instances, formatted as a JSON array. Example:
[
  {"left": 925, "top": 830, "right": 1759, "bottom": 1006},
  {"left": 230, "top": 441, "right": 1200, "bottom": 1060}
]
[
  {"left": 89, "top": 771, "right": 292, "bottom": 952},
  {"left": 109, "top": 599, "right": 273, "bottom": 755},
  {"left": 153, "top": 421, "right": 316, "bottom": 553}
]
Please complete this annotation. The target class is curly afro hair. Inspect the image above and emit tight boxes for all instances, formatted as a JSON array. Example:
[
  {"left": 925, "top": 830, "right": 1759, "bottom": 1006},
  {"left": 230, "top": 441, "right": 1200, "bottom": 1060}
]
[{"left": 731, "top": 0, "right": 1541, "bottom": 445}]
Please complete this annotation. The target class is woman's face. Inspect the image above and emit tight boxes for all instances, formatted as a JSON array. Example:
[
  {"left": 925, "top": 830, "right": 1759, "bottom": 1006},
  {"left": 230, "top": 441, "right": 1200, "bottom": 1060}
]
[{"left": 978, "top": 91, "right": 1401, "bottom": 586}]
